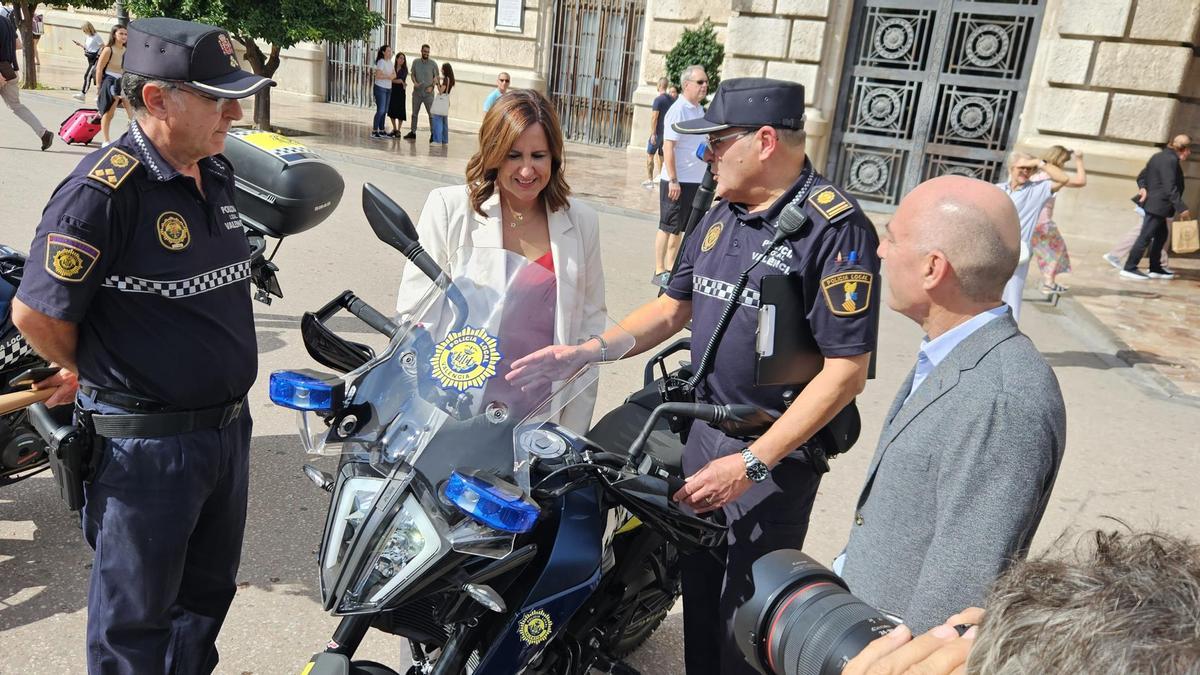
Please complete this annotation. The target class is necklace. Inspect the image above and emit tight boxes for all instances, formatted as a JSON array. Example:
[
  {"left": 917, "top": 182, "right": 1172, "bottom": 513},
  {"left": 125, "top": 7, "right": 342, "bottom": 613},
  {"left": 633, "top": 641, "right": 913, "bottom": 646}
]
[{"left": 506, "top": 207, "right": 525, "bottom": 229}]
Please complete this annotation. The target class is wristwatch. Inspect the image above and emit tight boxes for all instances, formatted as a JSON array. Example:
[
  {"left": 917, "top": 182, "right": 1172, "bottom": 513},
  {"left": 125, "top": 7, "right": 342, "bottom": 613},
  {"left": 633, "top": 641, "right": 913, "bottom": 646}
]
[{"left": 741, "top": 449, "right": 769, "bottom": 483}]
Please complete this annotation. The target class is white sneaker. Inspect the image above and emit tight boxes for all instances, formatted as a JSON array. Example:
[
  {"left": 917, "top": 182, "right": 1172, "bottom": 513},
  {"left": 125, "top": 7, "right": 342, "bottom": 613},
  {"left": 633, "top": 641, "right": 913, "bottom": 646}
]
[
  {"left": 1102, "top": 253, "right": 1122, "bottom": 269},
  {"left": 72, "top": 92, "right": 85, "bottom": 101},
  {"left": 1119, "top": 269, "right": 1149, "bottom": 280},
  {"left": 1148, "top": 270, "right": 1176, "bottom": 279}
]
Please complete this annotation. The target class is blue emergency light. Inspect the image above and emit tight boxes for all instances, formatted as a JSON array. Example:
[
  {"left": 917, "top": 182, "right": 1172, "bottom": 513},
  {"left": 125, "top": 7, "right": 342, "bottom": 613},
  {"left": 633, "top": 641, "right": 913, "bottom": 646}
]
[
  {"left": 268, "top": 369, "right": 345, "bottom": 412},
  {"left": 444, "top": 471, "right": 540, "bottom": 534}
]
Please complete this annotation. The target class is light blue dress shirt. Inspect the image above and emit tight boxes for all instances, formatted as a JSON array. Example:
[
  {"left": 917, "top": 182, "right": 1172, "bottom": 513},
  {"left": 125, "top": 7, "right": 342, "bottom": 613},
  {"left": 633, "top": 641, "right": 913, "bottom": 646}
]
[{"left": 904, "top": 305, "right": 1010, "bottom": 404}]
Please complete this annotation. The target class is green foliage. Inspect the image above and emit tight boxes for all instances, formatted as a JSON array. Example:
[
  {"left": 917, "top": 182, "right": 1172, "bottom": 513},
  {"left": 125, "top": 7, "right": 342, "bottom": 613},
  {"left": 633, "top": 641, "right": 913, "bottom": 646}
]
[
  {"left": 663, "top": 19, "right": 724, "bottom": 94},
  {"left": 124, "top": 0, "right": 382, "bottom": 76}
]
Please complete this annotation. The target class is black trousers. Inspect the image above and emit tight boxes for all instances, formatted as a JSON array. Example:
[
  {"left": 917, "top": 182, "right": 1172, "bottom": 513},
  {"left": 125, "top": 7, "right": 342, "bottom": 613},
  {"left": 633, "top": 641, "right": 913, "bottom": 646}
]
[{"left": 1124, "top": 210, "right": 1170, "bottom": 272}]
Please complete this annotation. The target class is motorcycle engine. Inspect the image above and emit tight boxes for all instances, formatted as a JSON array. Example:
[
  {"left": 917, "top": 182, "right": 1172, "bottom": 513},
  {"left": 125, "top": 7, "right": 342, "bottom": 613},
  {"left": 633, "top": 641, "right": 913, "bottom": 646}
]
[{"left": 0, "top": 415, "right": 48, "bottom": 474}]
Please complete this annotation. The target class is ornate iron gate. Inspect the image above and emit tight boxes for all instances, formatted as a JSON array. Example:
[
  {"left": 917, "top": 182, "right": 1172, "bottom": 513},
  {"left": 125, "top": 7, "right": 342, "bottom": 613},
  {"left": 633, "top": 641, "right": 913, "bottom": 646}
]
[
  {"left": 547, "top": 0, "right": 646, "bottom": 147},
  {"left": 828, "top": 0, "right": 1045, "bottom": 210},
  {"left": 327, "top": 0, "right": 398, "bottom": 107}
]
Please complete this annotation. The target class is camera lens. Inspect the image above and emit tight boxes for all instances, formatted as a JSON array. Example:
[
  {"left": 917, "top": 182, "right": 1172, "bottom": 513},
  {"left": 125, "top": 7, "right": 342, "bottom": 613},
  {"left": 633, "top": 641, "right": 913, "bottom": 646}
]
[{"left": 734, "top": 550, "right": 898, "bottom": 675}]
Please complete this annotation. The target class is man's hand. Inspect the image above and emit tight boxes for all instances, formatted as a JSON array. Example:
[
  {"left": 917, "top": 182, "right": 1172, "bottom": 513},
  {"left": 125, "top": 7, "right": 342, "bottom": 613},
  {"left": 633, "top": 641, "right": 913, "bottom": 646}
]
[
  {"left": 650, "top": 134, "right": 657, "bottom": 145},
  {"left": 668, "top": 181, "right": 681, "bottom": 201},
  {"left": 1138, "top": 188, "right": 1148, "bottom": 203},
  {"left": 506, "top": 344, "right": 592, "bottom": 393},
  {"left": 842, "top": 608, "right": 984, "bottom": 675},
  {"left": 34, "top": 367, "right": 79, "bottom": 408},
  {"left": 1179, "top": 209, "right": 1192, "bottom": 220},
  {"left": 673, "top": 454, "right": 752, "bottom": 513}
]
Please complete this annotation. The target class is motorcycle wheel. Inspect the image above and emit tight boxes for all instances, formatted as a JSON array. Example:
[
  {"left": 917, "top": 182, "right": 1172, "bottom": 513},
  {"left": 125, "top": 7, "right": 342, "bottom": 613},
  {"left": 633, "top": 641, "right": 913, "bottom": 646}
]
[{"left": 603, "top": 542, "right": 681, "bottom": 658}]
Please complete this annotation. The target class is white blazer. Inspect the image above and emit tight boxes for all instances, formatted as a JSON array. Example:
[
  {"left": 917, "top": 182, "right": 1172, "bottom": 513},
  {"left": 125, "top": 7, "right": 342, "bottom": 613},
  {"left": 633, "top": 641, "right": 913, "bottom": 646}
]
[{"left": 395, "top": 184, "right": 608, "bottom": 432}]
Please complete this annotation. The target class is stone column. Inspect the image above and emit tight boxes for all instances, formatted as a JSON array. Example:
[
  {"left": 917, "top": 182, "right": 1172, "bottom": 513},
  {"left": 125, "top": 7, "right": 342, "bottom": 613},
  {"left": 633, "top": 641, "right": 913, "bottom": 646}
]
[{"left": 1017, "top": 0, "right": 1200, "bottom": 240}]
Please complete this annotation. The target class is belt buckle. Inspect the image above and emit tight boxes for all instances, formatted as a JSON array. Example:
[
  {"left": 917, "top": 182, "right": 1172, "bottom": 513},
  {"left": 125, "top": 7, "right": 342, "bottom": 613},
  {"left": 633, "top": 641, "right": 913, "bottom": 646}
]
[{"left": 219, "top": 399, "right": 244, "bottom": 428}]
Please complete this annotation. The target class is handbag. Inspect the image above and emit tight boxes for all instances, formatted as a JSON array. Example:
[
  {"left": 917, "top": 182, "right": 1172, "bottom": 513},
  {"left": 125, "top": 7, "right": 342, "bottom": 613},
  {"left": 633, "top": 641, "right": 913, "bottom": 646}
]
[
  {"left": 1171, "top": 219, "right": 1199, "bottom": 254},
  {"left": 431, "top": 92, "right": 450, "bottom": 116}
]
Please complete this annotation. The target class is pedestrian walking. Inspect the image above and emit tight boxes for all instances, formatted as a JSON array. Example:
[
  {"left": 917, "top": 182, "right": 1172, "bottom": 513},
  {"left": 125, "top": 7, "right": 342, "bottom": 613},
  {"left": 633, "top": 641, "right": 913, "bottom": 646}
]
[
  {"left": 430, "top": 62, "right": 453, "bottom": 144},
  {"left": 482, "top": 71, "right": 509, "bottom": 112},
  {"left": 642, "top": 76, "right": 671, "bottom": 189},
  {"left": 0, "top": 8, "right": 52, "bottom": 150},
  {"left": 71, "top": 21, "right": 104, "bottom": 101},
  {"left": 386, "top": 51, "right": 407, "bottom": 136},
  {"left": 996, "top": 152, "right": 1069, "bottom": 322},
  {"left": 1029, "top": 146, "right": 1086, "bottom": 294},
  {"left": 30, "top": 11, "right": 41, "bottom": 65},
  {"left": 653, "top": 65, "right": 707, "bottom": 286},
  {"left": 370, "top": 44, "right": 394, "bottom": 139},
  {"left": 1121, "top": 134, "right": 1192, "bottom": 280},
  {"left": 95, "top": 24, "right": 129, "bottom": 145},
  {"left": 1104, "top": 208, "right": 1171, "bottom": 271},
  {"left": 404, "top": 44, "right": 437, "bottom": 140},
  {"left": 12, "top": 17, "right": 273, "bottom": 673}
]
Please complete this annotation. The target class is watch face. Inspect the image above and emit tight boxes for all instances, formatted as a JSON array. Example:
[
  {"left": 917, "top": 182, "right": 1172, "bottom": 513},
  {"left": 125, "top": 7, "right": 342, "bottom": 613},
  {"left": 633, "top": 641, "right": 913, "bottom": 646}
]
[{"left": 743, "top": 450, "right": 770, "bottom": 483}]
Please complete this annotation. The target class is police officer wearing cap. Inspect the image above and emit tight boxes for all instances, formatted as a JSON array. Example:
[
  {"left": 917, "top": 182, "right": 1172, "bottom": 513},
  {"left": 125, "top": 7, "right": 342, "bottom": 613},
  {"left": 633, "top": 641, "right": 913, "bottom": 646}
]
[
  {"left": 508, "top": 78, "right": 881, "bottom": 674},
  {"left": 13, "top": 17, "right": 273, "bottom": 674}
]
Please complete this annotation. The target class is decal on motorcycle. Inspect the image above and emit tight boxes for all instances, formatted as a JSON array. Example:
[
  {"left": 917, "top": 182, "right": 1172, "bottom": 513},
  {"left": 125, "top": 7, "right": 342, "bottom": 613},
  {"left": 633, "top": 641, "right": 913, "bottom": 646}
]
[
  {"left": 156, "top": 212, "right": 191, "bottom": 251},
  {"left": 431, "top": 326, "right": 502, "bottom": 392},
  {"left": 45, "top": 233, "right": 100, "bottom": 282},
  {"left": 517, "top": 608, "right": 553, "bottom": 646},
  {"left": 701, "top": 222, "right": 723, "bottom": 252}
]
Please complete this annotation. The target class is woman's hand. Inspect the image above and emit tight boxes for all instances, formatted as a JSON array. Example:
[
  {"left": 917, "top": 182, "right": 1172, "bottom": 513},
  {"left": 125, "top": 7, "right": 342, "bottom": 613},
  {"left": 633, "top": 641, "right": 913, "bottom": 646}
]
[{"left": 506, "top": 344, "right": 593, "bottom": 392}]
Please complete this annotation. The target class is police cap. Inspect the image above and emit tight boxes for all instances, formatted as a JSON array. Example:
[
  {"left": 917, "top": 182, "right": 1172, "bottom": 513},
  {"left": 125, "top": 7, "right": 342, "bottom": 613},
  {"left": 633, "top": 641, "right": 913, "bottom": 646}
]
[
  {"left": 123, "top": 17, "right": 275, "bottom": 99},
  {"left": 673, "top": 77, "right": 805, "bottom": 135}
]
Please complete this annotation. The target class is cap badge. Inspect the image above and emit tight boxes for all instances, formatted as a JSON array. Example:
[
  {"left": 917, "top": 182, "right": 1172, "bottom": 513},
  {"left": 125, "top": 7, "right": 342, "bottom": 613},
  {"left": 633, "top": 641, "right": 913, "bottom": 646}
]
[
  {"left": 45, "top": 233, "right": 100, "bottom": 282},
  {"left": 157, "top": 211, "right": 191, "bottom": 251},
  {"left": 701, "top": 222, "right": 724, "bottom": 252},
  {"left": 218, "top": 34, "right": 234, "bottom": 55}
]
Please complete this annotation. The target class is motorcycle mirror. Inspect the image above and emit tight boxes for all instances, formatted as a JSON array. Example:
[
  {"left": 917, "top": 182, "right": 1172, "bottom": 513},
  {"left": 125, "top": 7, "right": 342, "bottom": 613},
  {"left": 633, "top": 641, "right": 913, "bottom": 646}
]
[
  {"left": 362, "top": 183, "right": 421, "bottom": 257},
  {"left": 302, "top": 464, "right": 334, "bottom": 492},
  {"left": 463, "top": 583, "right": 506, "bottom": 613}
]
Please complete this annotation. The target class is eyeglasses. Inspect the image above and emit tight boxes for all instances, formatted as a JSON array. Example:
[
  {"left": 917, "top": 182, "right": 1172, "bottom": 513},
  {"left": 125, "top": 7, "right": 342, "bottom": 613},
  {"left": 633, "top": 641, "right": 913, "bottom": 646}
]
[
  {"left": 173, "top": 82, "right": 230, "bottom": 106},
  {"left": 689, "top": 79, "right": 708, "bottom": 85},
  {"left": 706, "top": 129, "right": 754, "bottom": 151},
  {"left": 498, "top": 79, "right": 510, "bottom": 82}
]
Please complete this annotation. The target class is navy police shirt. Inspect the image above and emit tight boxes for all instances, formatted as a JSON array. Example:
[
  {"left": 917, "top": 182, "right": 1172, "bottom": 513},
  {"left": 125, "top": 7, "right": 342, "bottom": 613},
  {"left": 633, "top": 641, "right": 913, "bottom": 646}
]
[
  {"left": 665, "top": 162, "right": 881, "bottom": 455},
  {"left": 16, "top": 121, "right": 257, "bottom": 409}
]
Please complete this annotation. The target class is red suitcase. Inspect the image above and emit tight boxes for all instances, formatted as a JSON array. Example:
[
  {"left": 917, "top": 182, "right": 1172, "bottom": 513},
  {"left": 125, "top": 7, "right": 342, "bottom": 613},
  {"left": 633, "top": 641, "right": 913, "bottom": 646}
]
[{"left": 58, "top": 108, "right": 102, "bottom": 145}]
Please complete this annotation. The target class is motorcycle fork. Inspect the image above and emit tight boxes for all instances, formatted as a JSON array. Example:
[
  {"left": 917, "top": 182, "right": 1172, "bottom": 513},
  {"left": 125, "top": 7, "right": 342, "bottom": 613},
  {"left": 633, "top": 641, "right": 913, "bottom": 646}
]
[{"left": 324, "top": 615, "right": 372, "bottom": 657}]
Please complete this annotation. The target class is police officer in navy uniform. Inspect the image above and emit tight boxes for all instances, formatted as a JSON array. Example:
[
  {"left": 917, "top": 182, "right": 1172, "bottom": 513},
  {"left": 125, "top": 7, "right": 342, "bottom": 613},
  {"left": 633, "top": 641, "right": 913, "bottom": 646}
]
[
  {"left": 12, "top": 17, "right": 273, "bottom": 674},
  {"left": 508, "top": 78, "right": 881, "bottom": 674}
]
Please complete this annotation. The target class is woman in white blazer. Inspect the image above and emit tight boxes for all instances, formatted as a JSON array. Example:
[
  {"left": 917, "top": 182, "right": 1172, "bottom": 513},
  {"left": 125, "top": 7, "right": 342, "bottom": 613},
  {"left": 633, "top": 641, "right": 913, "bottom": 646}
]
[{"left": 396, "top": 89, "right": 608, "bottom": 431}]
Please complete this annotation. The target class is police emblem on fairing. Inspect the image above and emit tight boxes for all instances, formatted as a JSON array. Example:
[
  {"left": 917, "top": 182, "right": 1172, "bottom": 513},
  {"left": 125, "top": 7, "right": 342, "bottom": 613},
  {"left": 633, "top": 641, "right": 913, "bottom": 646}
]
[
  {"left": 156, "top": 212, "right": 191, "bottom": 251},
  {"left": 701, "top": 222, "right": 724, "bottom": 252},
  {"left": 430, "top": 327, "right": 502, "bottom": 391},
  {"left": 517, "top": 608, "right": 553, "bottom": 645},
  {"left": 820, "top": 271, "right": 873, "bottom": 316},
  {"left": 45, "top": 233, "right": 100, "bottom": 282}
]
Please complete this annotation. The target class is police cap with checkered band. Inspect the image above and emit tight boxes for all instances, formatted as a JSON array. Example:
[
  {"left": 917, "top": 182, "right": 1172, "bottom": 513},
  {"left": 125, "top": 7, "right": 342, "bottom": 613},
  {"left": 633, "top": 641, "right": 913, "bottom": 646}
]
[
  {"left": 672, "top": 77, "right": 805, "bottom": 135},
  {"left": 123, "top": 17, "right": 275, "bottom": 99}
]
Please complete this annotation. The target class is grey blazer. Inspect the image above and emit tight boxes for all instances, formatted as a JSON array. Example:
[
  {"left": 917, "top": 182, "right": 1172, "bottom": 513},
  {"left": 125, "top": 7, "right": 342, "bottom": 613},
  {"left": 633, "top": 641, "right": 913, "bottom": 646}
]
[{"left": 840, "top": 313, "right": 1065, "bottom": 632}]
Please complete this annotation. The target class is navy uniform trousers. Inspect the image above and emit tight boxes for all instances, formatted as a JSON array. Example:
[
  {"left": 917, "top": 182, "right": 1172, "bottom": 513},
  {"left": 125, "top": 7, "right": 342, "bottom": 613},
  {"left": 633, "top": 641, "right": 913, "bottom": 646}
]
[
  {"left": 679, "top": 422, "right": 822, "bottom": 675},
  {"left": 80, "top": 393, "right": 252, "bottom": 675}
]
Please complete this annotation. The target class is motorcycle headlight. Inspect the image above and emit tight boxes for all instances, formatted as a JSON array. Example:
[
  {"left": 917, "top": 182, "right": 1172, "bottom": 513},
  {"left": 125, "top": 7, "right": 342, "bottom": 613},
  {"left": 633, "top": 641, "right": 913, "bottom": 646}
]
[{"left": 337, "top": 493, "right": 445, "bottom": 613}]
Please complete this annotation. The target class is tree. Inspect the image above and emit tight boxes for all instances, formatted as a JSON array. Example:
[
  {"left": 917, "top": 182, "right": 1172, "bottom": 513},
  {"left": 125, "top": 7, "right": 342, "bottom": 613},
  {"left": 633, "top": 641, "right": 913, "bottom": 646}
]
[
  {"left": 125, "top": 0, "right": 381, "bottom": 129},
  {"left": 12, "top": 2, "right": 112, "bottom": 88},
  {"left": 664, "top": 19, "right": 724, "bottom": 101}
]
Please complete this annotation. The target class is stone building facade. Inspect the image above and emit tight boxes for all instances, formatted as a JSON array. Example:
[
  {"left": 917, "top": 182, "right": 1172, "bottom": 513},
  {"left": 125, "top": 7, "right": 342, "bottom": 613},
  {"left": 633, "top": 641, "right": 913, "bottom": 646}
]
[{"left": 32, "top": 1, "right": 1199, "bottom": 217}]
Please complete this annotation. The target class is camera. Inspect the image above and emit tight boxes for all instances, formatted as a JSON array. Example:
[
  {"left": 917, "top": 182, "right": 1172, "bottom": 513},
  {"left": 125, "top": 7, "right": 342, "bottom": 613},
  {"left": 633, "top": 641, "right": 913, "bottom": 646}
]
[{"left": 734, "top": 550, "right": 898, "bottom": 675}]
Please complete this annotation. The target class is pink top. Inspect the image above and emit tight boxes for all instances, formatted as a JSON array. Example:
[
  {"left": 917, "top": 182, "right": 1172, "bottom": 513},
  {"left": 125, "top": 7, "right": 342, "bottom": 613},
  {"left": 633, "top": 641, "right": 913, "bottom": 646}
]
[
  {"left": 483, "top": 251, "right": 557, "bottom": 417},
  {"left": 1031, "top": 171, "right": 1055, "bottom": 225}
]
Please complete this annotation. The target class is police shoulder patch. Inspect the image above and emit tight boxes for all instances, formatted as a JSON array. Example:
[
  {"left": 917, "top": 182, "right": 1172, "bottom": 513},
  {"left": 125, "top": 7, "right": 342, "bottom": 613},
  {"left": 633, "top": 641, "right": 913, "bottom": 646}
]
[
  {"left": 820, "top": 270, "right": 873, "bottom": 317},
  {"left": 87, "top": 147, "right": 140, "bottom": 191},
  {"left": 45, "top": 233, "right": 101, "bottom": 282},
  {"left": 807, "top": 186, "right": 855, "bottom": 224}
]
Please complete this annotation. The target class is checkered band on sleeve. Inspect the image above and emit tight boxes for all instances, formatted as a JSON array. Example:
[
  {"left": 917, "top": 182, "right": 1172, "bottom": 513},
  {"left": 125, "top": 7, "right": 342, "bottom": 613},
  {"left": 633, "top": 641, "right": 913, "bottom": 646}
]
[
  {"left": 0, "top": 335, "right": 35, "bottom": 368},
  {"left": 693, "top": 275, "right": 761, "bottom": 308},
  {"left": 102, "top": 259, "right": 252, "bottom": 298}
]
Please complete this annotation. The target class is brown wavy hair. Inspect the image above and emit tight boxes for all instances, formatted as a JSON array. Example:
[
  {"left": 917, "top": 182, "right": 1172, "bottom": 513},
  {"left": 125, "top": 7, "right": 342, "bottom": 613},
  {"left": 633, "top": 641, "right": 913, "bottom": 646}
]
[{"left": 466, "top": 89, "right": 571, "bottom": 217}]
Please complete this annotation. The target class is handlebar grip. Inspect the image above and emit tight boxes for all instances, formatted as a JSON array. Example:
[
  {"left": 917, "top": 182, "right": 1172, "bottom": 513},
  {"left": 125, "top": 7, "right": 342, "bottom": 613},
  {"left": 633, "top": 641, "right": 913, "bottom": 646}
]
[{"left": 346, "top": 297, "right": 399, "bottom": 338}]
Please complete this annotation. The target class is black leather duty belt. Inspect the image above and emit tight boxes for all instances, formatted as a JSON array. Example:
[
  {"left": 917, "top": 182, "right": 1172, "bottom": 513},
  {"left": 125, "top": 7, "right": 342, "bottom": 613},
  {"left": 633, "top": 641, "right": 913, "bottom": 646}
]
[{"left": 80, "top": 386, "right": 245, "bottom": 438}]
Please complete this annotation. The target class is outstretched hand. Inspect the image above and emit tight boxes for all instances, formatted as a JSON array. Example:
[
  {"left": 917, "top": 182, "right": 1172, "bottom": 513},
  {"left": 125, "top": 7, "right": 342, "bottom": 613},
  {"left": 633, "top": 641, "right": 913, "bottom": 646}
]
[{"left": 506, "top": 344, "right": 591, "bottom": 393}]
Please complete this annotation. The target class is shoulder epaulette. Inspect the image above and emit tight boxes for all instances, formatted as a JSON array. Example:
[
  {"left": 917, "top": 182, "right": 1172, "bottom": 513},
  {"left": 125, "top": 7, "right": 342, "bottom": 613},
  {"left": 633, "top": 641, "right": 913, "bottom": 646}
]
[
  {"left": 86, "top": 147, "right": 140, "bottom": 191},
  {"left": 807, "top": 185, "right": 856, "bottom": 225}
]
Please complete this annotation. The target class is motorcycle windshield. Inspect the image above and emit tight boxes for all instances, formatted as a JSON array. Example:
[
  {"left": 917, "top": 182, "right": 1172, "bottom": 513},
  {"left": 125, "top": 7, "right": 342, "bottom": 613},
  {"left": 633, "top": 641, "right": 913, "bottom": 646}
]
[{"left": 305, "top": 246, "right": 632, "bottom": 613}]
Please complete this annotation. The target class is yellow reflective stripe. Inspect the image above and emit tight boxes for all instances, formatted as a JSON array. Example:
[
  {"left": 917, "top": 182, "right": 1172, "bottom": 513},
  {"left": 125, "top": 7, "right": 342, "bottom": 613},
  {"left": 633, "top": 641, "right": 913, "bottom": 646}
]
[{"left": 615, "top": 516, "right": 642, "bottom": 534}]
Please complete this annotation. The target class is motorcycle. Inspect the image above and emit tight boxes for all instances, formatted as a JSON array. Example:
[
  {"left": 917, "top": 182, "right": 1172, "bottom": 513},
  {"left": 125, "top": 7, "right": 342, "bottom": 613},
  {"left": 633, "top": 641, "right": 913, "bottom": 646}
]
[{"left": 269, "top": 184, "right": 768, "bottom": 675}]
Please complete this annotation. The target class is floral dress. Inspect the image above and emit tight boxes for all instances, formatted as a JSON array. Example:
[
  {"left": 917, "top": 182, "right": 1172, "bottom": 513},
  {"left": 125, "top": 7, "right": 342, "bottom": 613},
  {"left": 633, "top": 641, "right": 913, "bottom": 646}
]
[{"left": 1028, "top": 171, "right": 1071, "bottom": 277}]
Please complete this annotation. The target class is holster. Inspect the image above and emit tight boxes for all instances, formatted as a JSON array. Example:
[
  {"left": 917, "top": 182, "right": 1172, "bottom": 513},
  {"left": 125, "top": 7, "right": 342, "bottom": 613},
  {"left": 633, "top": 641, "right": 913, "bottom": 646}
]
[{"left": 35, "top": 405, "right": 100, "bottom": 512}]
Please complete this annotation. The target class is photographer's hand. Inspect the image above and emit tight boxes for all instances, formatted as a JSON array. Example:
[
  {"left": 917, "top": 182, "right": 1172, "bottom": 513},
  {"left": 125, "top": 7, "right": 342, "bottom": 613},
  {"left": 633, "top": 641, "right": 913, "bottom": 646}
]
[{"left": 842, "top": 618, "right": 978, "bottom": 675}]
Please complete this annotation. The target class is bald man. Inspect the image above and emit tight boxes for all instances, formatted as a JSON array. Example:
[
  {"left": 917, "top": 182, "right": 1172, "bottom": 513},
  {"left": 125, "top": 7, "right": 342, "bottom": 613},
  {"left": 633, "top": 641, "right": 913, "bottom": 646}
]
[
  {"left": 837, "top": 176, "right": 1066, "bottom": 633},
  {"left": 1122, "top": 133, "right": 1192, "bottom": 280}
]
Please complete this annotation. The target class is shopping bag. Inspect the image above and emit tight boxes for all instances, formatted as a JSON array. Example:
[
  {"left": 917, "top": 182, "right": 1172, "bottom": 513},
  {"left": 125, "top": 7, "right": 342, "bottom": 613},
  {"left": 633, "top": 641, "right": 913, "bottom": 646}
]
[
  {"left": 431, "top": 93, "right": 450, "bottom": 116},
  {"left": 1171, "top": 219, "right": 1199, "bottom": 254}
]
